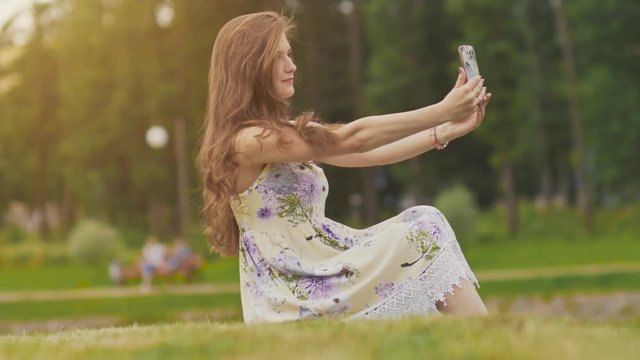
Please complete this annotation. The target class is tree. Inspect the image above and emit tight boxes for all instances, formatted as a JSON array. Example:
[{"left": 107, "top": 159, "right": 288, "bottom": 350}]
[
  {"left": 446, "top": 0, "right": 525, "bottom": 235},
  {"left": 550, "top": 0, "right": 594, "bottom": 230}
]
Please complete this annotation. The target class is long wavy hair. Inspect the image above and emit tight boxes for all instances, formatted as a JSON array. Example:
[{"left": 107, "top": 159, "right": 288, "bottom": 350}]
[{"left": 196, "top": 11, "right": 339, "bottom": 257}]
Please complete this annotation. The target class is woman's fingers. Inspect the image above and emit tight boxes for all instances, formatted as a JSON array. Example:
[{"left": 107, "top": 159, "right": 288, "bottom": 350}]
[
  {"left": 483, "top": 93, "right": 492, "bottom": 106},
  {"left": 474, "top": 87, "right": 487, "bottom": 106},
  {"left": 466, "top": 76, "right": 484, "bottom": 96},
  {"left": 454, "top": 67, "right": 466, "bottom": 88}
]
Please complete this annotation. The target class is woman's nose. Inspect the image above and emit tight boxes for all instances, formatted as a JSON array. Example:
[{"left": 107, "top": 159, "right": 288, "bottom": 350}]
[{"left": 286, "top": 59, "right": 296, "bottom": 73}]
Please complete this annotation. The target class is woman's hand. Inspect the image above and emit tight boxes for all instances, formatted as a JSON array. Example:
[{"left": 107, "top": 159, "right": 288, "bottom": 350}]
[
  {"left": 439, "top": 88, "right": 492, "bottom": 142},
  {"left": 437, "top": 68, "right": 485, "bottom": 123}
]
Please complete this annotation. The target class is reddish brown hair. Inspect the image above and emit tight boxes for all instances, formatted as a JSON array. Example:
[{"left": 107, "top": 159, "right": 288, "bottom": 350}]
[{"left": 196, "top": 11, "right": 338, "bottom": 256}]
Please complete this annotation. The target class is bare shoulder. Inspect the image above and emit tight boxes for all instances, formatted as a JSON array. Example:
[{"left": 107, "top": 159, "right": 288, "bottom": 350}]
[
  {"left": 233, "top": 126, "right": 268, "bottom": 164},
  {"left": 233, "top": 122, "right": 350, "bottom": 165}
]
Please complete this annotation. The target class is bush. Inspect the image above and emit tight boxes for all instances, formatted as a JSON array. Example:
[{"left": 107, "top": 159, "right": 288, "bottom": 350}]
[
  {"left": 0, "top": 242, "right": 72, "bottom": 268},
  {"left": 0, "top": 225, "right": 30, "bottom": 244},
  {"left": 67, "top": 219, "right": 124, "bottom": 267},
  {"left": 434, "top": 184, "right": 478, "bottom": 244}
]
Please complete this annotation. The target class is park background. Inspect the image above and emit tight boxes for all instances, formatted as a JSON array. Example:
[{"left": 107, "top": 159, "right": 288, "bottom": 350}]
[{"left": 0, "top": 0, "right": 639, "bottom": 358}]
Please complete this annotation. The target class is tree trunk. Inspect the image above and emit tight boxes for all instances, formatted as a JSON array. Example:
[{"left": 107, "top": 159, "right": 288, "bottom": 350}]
[
  {"left": 33, "top": 4, "right": 51, "bottom": 241},
  {"left": 550, "top": 0, "right": 594, "bottom": 231},
  {"left": 501, "top": 159, "right": 518, "bottom": 236},
  {"left": 347, "top": 0, "right": 378, "bottom": 223},
  {"left": 520, "top": 0, "right": 552, "bottom": 209},
  {"left": 174, "top": 117, "right": 190, "bottom": 239},
  {"left": 555, "top": 158, "right": 570, "bottom": 208},
  {"left": 302, "top": 0, "right": 320, "bottom": 109},
  {"left": 173, "top": 3, "right": 192, "bottom": 239}
]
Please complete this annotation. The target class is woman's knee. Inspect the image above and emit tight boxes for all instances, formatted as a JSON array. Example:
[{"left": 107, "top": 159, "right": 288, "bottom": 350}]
[{"left": 436, "top": 280, "right": 488, "bottom": 315}]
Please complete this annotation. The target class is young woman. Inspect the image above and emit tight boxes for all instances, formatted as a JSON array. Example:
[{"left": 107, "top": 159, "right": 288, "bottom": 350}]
[{"left": 197, "top": 11, "right": 491, "bottom": 323}]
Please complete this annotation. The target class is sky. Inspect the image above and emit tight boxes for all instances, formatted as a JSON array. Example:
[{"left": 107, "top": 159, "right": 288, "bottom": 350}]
[
  {"left": 0, "top": 0, "right": 46, "bottom": 44},
  {"left": 0, "top": 0, "right": 33, "bottom": 25}
]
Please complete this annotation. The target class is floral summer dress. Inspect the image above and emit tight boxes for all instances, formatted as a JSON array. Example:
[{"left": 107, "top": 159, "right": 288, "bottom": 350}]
[{"left": 229, "top": 161, "right": 479, "bottom": 323}]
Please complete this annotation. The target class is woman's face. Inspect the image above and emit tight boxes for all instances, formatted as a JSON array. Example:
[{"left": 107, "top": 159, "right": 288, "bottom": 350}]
[{"left": 272, "top": 33, "right": 296, "bottom": 100}]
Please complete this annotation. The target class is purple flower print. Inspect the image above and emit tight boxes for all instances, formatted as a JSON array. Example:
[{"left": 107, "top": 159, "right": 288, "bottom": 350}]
[
  {"left": 320, "top": 223, "right": 357, "bottom": 248},
  {"left": 245, "top": 280, "right": 264, "bottom": 298},
  {"left": 427, "top": 222, "right": 443, "bottom": 243},
  {"left": 299, "top": 305, "right": 320, "bottom": 319},
  {"left": 263, "top": 169, "right": 300, "bottom": 196},
  {"left": 374, "top": 282, "right": 395, "bottom": 299},
  {"left": 327, "top": 303, "right": 350, "bottom": 317},
  {"left": 298, "top": 276, "right": 335, "bottom": 300},
  {"left": 255, "top": 183, "right": 278, "bottom": 205},
  {"left": 256, "top": 207, "right": 273, "bottom": 220},
  {"left": 411, "top": 220, "right": 443, "bottom": 242},
  {"left": 321, "top": 223, "right": 339, "bottom": 239},
  {"left": 402, "top": 208, "right": 424, "bottom": 223},
  {"left": 298, "top": 173, "right": 319, "bottom": 204},
  {"left": 272, "top": 252, "right": 307, "bottom": 275},
  {"left": 342, "top": 236, "right": 356, "bottom": 247},
  {"left": 241, "top": 233, "right": 266, "bottom": 277}
]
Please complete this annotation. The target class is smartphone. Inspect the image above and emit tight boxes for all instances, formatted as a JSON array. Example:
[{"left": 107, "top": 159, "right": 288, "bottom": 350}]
[{"left": 458, "top": 45, "right": 480, "bottom": 82}]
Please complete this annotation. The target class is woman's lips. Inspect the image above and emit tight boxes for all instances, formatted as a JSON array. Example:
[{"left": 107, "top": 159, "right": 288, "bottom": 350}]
[{"left": 282, "top": 78, "right": 294, "bottom": 84}]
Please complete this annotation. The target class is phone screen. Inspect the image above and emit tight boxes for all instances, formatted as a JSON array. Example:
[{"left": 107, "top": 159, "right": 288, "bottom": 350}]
[{"left": 458, "top": 45, "right": 480, "bottom": 82}]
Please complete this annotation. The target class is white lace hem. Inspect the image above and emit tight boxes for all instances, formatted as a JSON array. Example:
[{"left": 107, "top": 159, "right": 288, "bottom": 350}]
[{"left": 348, "top": 240, "right": 479, "bottom": 320}]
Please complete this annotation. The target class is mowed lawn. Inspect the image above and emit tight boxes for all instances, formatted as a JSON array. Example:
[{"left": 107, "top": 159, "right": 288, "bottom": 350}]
[{"left": 1, "top": 315, "right": 639, "bottom": 360}]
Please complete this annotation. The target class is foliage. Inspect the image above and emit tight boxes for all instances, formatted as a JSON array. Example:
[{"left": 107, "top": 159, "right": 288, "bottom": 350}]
[
  {"left": 0, "top": 225, "right": 30, "bottom": 245},
  {"left": 434, "top": 184, "right": 478, "bottom": 244},
  {"left": 0, "top": 241, "right": 70, "bottom": 269},
  {"left": 0, "top": 0, "right": 639, "bottom": 237},
  {"left": 67, "top": 219, "right": 123, "bottom": 267}
]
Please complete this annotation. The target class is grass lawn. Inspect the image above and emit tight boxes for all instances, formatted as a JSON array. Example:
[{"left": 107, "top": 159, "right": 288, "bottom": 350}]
[
  {"left": 0, "top": 293, "right": 241, "bottom": 323},
  {"left": 463, "top": 238, "right": 640, "bottom": 270},
  {"left": 0, "top": 258, "right": 238, "bottom": 291},
  {"left": 1, "top": 315, "right": 638, "bottom": 359},
  {"left": 477, "top": 271, "right": 640, "bottom": 298}
]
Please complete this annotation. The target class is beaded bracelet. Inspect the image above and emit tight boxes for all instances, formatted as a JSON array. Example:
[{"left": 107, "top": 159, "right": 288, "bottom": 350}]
[{"left": 429, "top": 127, "right": 449, "bottom": 150}]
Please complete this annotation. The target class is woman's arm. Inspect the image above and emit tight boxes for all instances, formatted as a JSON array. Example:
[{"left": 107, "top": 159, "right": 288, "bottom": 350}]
[
  {"left": 234, "top": 73, "right": 484, "bottom": 166},
  {"left": 317, "top": 125, "right": 444, "bottom": 167},
  {"left": 319, "top": 89, "right": 491, "bottom": 167}
]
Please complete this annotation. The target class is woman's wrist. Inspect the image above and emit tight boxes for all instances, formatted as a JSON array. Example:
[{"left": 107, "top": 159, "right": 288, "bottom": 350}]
[
  {"left": 429, "top": 124, "right": 450, "bottom": 150},
  {"left": 436, "top": 123, "right": 454, "bottom": 144},
  {"left": 421, "top": 103, "right": 451, "bottom": 127}
]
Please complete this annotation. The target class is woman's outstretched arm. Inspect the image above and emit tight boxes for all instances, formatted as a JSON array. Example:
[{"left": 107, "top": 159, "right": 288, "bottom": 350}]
[
  {"left": 319, "top": 89, "right": 491, "bottom": 167},
  {"left": 234, "top": 71, "right": 484, "bottom": 166}
]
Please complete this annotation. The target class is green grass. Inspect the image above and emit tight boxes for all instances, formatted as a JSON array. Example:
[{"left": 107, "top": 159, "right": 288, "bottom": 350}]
[
  {"left": 478, "top": 272, "right": 640, "bottom": 298},
  {"left": 0, "top": 293, "right": 241, "bottom": 323},
  {"left": 463, "top": 237, "right": 640, "bottom": 270},
  {"left": 0, "top": 258, "right": 238, "bottom": 291},
  {"left": 1, "top": 315, "right": 638, "bottom": 359}
]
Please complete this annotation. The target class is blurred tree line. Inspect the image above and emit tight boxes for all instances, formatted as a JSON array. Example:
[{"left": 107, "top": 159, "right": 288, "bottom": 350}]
[{"left": 0, "top": 0, "right": 638, "bottom": 241}]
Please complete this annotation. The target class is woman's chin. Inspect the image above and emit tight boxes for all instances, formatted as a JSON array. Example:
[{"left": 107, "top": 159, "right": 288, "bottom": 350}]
[{"left": 281, "top": 89, "right": 295, "bottom": 99}]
